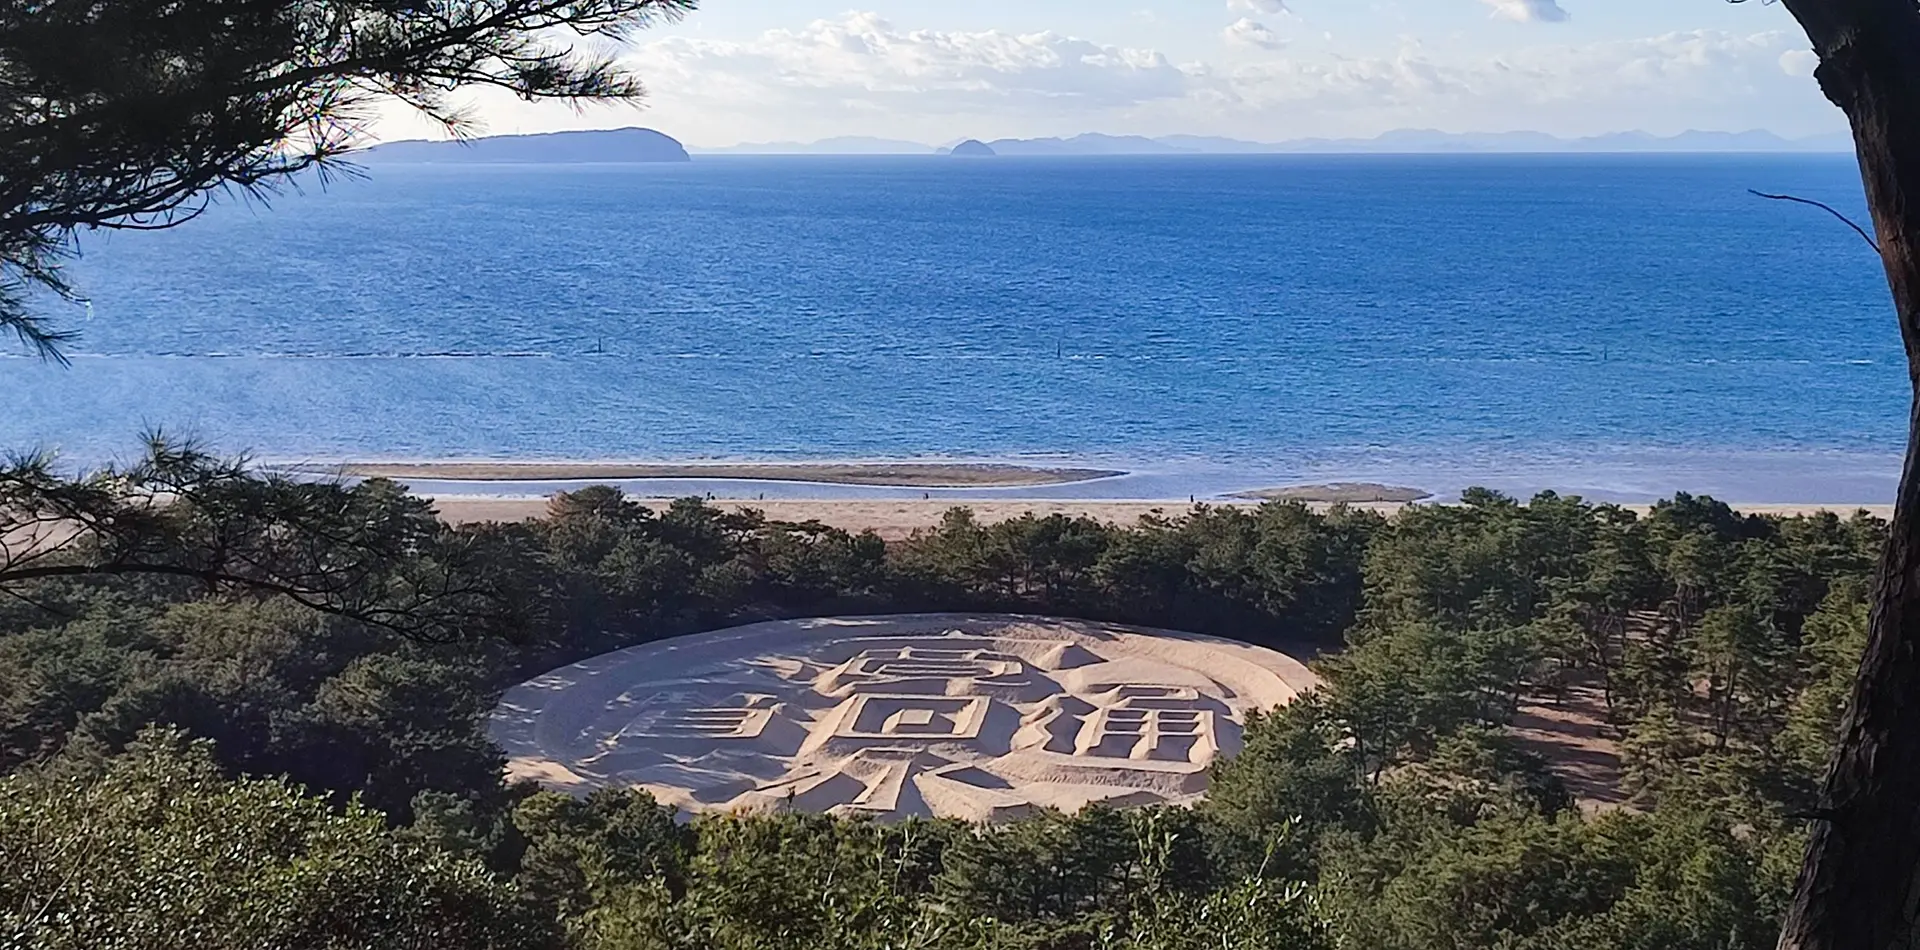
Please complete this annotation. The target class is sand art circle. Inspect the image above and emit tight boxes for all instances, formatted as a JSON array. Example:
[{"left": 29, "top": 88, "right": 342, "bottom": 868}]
[{"left": 491, "top": 614, "right": 1319, "bottom": 821}]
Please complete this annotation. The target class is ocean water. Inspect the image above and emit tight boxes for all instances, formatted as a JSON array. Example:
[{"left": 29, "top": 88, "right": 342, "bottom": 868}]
[{"left": 1, "top": 154, "right": 1905, "bottom": 502}]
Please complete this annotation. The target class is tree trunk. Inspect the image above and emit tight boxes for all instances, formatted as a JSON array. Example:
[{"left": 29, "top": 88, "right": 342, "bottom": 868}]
[{"left": 1778, "top": 2, "right": 1920, "bottom": 948}]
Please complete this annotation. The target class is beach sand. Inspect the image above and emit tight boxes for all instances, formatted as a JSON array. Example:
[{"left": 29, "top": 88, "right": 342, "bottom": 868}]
[
  {"left": 431, "top": 497, "right": 1894, "bottom": 541},
  {"left": 299, "top": 461, "right": 1124, "bottom": 488},
  {"left": 491, "top": 614, "right": 1319, "bottom": 820}
]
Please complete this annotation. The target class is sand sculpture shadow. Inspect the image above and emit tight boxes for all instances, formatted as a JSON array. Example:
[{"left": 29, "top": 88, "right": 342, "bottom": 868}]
[{"left": 491, "top": 613, "right": 1319, "bottom": 821}]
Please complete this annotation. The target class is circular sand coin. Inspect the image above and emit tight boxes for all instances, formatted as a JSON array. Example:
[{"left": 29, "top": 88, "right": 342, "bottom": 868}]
[{"left": 491, "top": 614, "right": 1319, "bottom": 821}]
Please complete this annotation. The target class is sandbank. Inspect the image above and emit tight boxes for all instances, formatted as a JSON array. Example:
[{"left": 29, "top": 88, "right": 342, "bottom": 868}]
[
  {"left": 1230, "top": 482, "right": 1434, "bottom": 503},
  {"left": 296, "top": 461, "right": 1124, "bottom": 488}
]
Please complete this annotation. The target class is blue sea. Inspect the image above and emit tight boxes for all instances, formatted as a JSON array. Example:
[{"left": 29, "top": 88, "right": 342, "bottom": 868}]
[{"left": 2, "top": 154, "right": 1904, "bottom": 503}]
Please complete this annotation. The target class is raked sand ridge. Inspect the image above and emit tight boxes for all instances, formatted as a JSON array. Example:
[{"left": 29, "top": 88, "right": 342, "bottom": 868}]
[{"left": 491, "top": 614, "right": 1319, "bottom": 821}]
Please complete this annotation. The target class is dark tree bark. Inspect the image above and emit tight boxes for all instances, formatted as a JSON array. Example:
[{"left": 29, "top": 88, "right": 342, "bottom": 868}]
[{"left": 1775, "top": 1, "right": 1920, "bottom": 948}]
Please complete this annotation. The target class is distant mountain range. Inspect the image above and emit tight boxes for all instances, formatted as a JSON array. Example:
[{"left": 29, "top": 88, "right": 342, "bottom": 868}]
[
  {"left": 692, "top": 129, "right": 1854, "bottom": 156},
  {"left": 363, "top": 127, "right": 690, "bottom": 163}
]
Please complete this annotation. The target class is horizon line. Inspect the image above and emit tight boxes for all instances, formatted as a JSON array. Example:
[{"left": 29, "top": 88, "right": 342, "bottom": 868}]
[{"left": 370, "top": 125, "right": 1857, "bottom": 156}]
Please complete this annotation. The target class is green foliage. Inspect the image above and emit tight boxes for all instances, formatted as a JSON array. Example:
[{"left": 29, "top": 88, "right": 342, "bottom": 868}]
[
  {"left": 1320, "top": 620, "right": 1536, "bottom": 771},
  {"left": 1, "top": 442, "right": 553, "bottom": 643},
  {"left": 543, "top": 806, "right": 1324, "bottom": 950},
  {"left": 1685, "top": 603, "right": 1793, "bottom": 749},
  {"left": 0, "top": 728, "right": 555, "bottom": 950},
  {"left": 0, "top": 483, "right": 1886, "bottom": 949},
  {"left": 299, "top": 650, "right": 508, "bottom": 815},
  {"left": 1208, "top": 491, "right": 1876, "bottom": 949},
  {"left": 894, "top": 502, "right": 1377, "bottom": 648},
  {"left": 612, "top": 813, "right": 960, "bottom": 950},
  {"left": 514, "top": 788, "right": 694, "bottom": 915},
  {"left": 1778, "top": 584, "right": 1869, "bottom": 780},
  {"left": 1358, "top": 491, "right": 1600, "bottom": 634},
  {"left": 1316, "top": 780, "right": 1795, "bottom": 950},
  {"left": 935, "top": 807, "right": 1220, "bottom": 925},
  {"left": 1313, "top": 752, "right": 1789, "bottom": 950},
  {"left": 1203, "top": 699, "right": 1367, "bottom": 846},
  {"left": 1323, "top": 809, "right": 1631, "bottom": 950}
]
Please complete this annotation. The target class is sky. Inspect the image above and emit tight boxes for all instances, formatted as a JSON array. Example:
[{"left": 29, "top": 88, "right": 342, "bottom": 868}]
[{"left": 374, "top": 0, "right": 1843, "bottom": 147}]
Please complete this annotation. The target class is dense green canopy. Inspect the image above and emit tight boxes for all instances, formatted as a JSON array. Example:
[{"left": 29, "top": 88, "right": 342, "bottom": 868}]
[{"left": 0, "top": 485, "right": 1877, "bottom": 948}]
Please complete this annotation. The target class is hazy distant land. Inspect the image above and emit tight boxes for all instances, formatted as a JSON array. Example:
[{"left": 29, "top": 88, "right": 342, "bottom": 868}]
[
  {"left": 362, "top": 127, "right": 691, "bottom": 163},
  {"left": 312, "top": 461, "right": 1125, "bottom": 488},
  {"left": 945, "top": 139, "right": 998, "bottom": 157},
  {"left": 692, "top": 128, "right": 1853, "bottom": 156},
  {"left": 351, "top": 127, "right": 1853, "bottom": 164}
]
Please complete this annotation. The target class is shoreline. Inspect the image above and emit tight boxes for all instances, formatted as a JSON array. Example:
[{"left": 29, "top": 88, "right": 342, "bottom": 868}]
[
  {"left": 293, "top": 461, "right": 1125, "bottom": 489},
  {"left": 270, "top": 450, "right": 1905, "bottom": 510}
]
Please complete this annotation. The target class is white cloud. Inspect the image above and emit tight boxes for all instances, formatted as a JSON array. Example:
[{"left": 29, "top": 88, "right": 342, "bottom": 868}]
[
  {"left": 373, "top": 15, "right": 1844, "bottom": 147},
  {"left": 1224, "top": 18, "right": 1285, "bottom": 50},
  {"left": 1226, "top": 31, "right": 1764, "bottom": 103},
  {"left": 1481, "top": 0, "right": 1570, "bottom": 23},
  {"left": 627, "top": 12, "right": 1194, "bottom": 117},
  {"left": 1779, "top": 49, "right": 1819, "bottom": 77},
  {"left": 1228, "top": 0, "right": 1290, "bottom": 13},
  {"left": 1196, "top": 29, "right": 1834, "bottom": 138}
]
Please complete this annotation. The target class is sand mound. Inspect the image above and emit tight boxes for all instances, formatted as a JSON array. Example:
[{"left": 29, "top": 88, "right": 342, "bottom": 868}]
[{"left": 490, "top": 613, "right": 1318, "bottom": 821}]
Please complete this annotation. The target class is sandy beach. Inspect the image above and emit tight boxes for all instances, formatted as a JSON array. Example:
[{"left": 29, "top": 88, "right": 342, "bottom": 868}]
[{"left": 431, "top": 496, "right": 1894, "bottom": 541}]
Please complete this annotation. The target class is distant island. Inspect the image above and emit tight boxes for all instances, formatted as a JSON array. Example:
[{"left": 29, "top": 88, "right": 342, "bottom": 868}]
[
  {"left": 947, "top": 139, "right": 996, "bottom": 157},
  {"left": 362, "top": 127, "right": 690, "bottom": 164},
  {"left": 689, "top": 128, "right": 1852, "bottom": 156}
]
